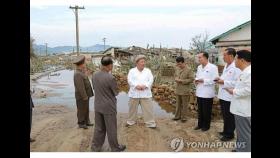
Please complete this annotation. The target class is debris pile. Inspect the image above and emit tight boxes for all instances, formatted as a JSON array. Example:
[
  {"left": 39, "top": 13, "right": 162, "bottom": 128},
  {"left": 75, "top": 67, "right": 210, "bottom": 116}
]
[{"left": 113, "top": 74, "right": 222, "bottom": 119}]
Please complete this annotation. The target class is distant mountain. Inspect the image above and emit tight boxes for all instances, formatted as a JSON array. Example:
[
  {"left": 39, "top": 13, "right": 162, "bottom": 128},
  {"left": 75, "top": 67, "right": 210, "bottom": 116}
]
[
  {"left": 33, "top": 44, "right": 111, "bottom": 55},
  {"left": 85, "top": 44, "right": 110, "bottom": 52}
]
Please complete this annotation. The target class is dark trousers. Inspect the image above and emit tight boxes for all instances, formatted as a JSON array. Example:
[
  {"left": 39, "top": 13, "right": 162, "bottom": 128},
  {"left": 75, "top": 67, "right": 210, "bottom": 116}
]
[
  {"left": 30, "top": 108, "right": 32, "bottom": 136},
  {"left": 30, "top": 94, "right": 34, "bottom": 136},
  {"left": 76, "top": 99, "right": 90, "bottom": 125},
  {"left": 220, "top": 99, "right": 235, "bottom": 138},
  {"left": 175, "top": 95, "right": 190, "bottom": 120},
  {"left": 197, "top": 97, "right": 213, "bottom": 130},
  {"left": 92, "top": 112, "right": 120, "bottom": 152}
]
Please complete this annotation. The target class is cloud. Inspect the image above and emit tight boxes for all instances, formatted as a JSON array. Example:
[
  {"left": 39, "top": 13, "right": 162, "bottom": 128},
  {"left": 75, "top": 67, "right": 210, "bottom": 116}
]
[
  {"left": 31, "top": 0, "right": 251, "bottom": 8},
  {"left": 76, "top": 8, "right": 250, "bottom": 32},
  {"left": 30, "top": 0, "right": 251, "bottom": 47}
]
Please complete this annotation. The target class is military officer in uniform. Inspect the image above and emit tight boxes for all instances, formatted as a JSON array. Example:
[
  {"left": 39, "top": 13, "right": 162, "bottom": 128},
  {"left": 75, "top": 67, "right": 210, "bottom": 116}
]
[
  {"left": 173, "top": 56, "right": 194, "bottom": 122},
  {"left": 73, "top": 55, "right": 94, "bottom": 129}
]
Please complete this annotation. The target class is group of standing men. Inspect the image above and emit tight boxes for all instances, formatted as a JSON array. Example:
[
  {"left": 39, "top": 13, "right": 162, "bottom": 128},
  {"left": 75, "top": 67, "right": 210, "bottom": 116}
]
[
  {"left": 173, "top": 48, "right": 251, "bottom": 152},
  {"left": 73, "top": 48, "right": 251, "bottom": 152},
  {"left": 72, "top": 55, "right": 157, "bottom": 152},
  {"left": 30, "top": 48, "right": 250, "bottom": 152}
]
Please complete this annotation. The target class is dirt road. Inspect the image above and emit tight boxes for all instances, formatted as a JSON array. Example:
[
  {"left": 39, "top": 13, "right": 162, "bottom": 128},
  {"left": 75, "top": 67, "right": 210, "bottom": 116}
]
[{"left": 31, "top": 105, "right": 235, "bottom": 152}]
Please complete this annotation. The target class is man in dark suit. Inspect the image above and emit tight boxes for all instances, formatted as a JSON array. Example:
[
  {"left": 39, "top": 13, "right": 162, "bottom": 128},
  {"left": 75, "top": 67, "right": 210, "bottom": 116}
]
[{"left": 91, "top": 56, "right": 126, "bottom": 152}]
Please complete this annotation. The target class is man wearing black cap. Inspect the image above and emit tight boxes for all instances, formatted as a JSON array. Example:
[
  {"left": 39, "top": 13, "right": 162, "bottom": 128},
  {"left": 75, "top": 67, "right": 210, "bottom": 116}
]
[{"left": 73, "top": 55, "right": 94, "bottom": 129}]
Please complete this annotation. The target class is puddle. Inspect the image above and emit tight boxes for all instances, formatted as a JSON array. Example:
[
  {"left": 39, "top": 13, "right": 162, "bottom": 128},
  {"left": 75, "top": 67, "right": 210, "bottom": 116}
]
[{"left": 31, "top": 70, "right": 175, "bottom": 117}]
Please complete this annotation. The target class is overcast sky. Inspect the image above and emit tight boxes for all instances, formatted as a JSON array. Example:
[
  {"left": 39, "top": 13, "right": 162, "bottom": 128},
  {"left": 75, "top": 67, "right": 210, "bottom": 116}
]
[{"left": 30, "top": 0, "right": 251, "bottom": 48}]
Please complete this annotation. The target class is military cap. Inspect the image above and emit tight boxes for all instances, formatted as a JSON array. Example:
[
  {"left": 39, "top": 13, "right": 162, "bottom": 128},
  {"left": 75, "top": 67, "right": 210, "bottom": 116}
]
[{"left": 73, "top": 55, "right": 85, "bottom": 65}]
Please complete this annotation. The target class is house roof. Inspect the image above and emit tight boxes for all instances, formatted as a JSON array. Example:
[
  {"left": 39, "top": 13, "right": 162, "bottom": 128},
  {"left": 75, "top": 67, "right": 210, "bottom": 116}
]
[
  {"left": 210, "top": 20, "right": 251, "bottom": 44},
  {"left": 103, "top": 47, "right": 133, "bottom": 55},
  {"left": 116, "top": 49, "right": 133, "bottom": 55},
  {"left": 103, "top": 47, "right": 120, "bottom": 54}
]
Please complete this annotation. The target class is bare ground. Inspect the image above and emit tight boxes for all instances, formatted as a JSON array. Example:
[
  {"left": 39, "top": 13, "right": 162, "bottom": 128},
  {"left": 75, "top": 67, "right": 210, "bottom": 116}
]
[{"left": 30, "top": 105, "right": 235, "bottom": 152}]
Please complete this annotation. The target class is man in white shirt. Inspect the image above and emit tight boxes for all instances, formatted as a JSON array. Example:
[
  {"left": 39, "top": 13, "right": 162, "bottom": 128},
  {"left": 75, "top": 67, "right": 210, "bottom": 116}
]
[
  {"left": 225, "top": 50, "right": 251, "bottom": 152},
  {"left": 215, "top": 48, "right": 241, "bottom": 141},
  {"left": 126, "top": 55, "right": 156, "bottom": 128},
  {"left": 194, "top": 52, "right": 219, "bottom": 131}
]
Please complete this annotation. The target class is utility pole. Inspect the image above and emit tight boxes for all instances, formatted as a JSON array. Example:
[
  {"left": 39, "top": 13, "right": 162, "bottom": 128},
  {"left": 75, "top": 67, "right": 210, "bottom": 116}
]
[
  {"left": 180, "top": 46, "right": 183, "bottom": 56},
  {"left": 69, "top": 5, "right": 85, "bottom": 56},
  {"left": 103, "top": 37, "right": 106, "bottom": 51},
  {"left": 45, "top": 43, "right": 48, "bottom": 56}
]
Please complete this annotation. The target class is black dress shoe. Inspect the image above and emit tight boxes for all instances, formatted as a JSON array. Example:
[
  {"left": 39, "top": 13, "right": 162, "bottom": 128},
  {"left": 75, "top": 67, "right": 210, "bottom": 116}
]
[
  {"left": 201, "top": 128, "right": 209, "bottom": 131},
  {"left": 220, "top": 136, "right": 234, "bottom": 141},
  {"left": 172, "top": 117, "right": 180, "bottom": 121},
  {"left": 30, "top": 138, "right": 36, "bottom": 142},
  {"left": 181, "top": 119, "right": 187, "bottom": 123},
  {"left": 219, "top": 132, "right": 225, "bottom": 136},
  {"left": 231, "top": 149, "right": 237, "bottom": 152},
  {"left": 86, "top": 123, "right": 94, "bottom": 126},
  {"left": 79, "top": 124, "right": 88, "bottom": 129},
  {"left": 194, "top": 126, "right": 201, "bottom": 130},
  {"left": 115, "top": 144, "right": 126, "bottom": 152}
]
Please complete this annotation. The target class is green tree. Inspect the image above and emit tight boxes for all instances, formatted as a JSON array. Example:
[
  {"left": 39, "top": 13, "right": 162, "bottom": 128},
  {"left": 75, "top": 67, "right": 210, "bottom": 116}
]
[{"left": 189, "top": 31, "right": 214, "bottom": 54}]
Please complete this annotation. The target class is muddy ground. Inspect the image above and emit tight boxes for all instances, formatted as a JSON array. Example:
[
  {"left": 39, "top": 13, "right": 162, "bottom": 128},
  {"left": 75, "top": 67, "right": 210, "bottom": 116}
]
[{"left": 30, "top": 105, "right": 235, "bottom": 152}]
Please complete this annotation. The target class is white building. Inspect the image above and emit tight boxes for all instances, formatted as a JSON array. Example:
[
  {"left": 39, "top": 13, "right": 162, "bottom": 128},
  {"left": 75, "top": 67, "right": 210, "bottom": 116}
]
[{"left": 210, "top": 20, "right": 251, "bottom": 66}]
